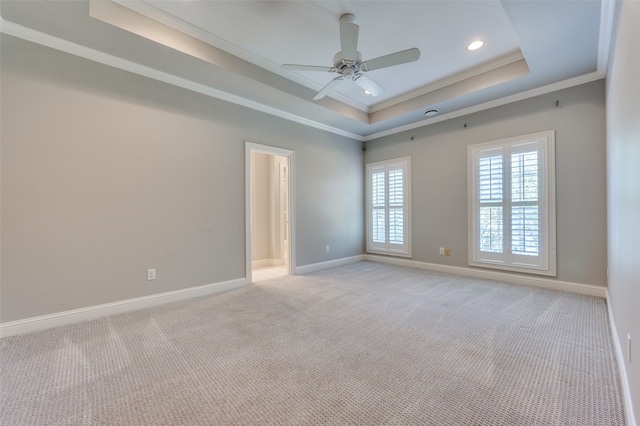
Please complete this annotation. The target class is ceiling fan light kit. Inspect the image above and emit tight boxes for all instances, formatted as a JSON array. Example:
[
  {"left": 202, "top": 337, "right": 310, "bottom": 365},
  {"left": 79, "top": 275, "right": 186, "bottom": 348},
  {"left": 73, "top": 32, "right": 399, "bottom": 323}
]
[{"left": 282, "top": 13, "right": 421, "bottom": 100}]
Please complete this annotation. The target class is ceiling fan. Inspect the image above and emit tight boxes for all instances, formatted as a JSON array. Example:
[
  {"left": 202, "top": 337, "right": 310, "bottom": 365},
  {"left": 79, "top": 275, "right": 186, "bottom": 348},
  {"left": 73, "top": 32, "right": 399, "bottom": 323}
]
[{"left": 282, "top": 13, "right": 421, "bottom": 100}]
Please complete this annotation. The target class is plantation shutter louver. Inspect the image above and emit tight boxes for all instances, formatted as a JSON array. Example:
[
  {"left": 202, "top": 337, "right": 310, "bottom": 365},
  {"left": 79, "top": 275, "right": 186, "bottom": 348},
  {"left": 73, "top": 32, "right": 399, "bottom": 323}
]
[
  {"left": 367, "top": 157, "right": 411, "bottom": 257},
  {"left": 371, "top": 166, "right": 386, "bottom": 244},
  {"left": 478, "top": 148, "right": 504, "bottom": 258}
]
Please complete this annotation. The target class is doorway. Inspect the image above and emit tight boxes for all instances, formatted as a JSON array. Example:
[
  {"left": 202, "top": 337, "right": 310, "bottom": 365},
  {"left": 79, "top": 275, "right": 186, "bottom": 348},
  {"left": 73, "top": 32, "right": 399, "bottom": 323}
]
[{"left": 245, "top": 142, "right": 295, "bottom": 283}]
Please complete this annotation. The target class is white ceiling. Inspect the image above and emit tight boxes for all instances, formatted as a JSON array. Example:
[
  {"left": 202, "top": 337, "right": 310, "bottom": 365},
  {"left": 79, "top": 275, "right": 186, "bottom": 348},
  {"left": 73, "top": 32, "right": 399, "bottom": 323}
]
[
  {"left": 134, "top": 0, "right": 522, "bottom": 109},
  {"left": 0, "top": 0, "right": 613, "bottom": 140}
]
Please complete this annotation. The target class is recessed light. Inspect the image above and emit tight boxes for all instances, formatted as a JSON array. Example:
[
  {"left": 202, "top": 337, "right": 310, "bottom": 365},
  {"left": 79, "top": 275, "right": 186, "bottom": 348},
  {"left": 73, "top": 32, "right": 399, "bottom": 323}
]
[
  {"left": 424, "top": 109, "right": 439, "bottom": 117},
  {"left": 467, "top": 40, "right": 484, "bottom": 51}
]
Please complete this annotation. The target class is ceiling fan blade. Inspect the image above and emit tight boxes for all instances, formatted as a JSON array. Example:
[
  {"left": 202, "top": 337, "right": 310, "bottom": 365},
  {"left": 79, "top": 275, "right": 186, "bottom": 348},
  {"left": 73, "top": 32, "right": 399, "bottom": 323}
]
[
  {"left": 313, "top": 76, "right": 344, "bottom": 100},
  {"left": 339, "top": 13, "right": 359, "bottom": 62},
  {"left": 354, "top": 74, "right": 384, "bottom": 97},
  {"left": 282, "top": 64, "right": 334, "bottom": 72},
  {"left": 361, "top": 48, "right": 421, "bottom": 72}
]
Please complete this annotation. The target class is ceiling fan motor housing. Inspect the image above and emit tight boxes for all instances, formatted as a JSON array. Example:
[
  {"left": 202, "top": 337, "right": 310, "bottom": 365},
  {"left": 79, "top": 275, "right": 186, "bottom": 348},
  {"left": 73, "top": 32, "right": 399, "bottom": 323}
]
[{"left": 333, "top": 51, "right": 362, "bottom": 79}]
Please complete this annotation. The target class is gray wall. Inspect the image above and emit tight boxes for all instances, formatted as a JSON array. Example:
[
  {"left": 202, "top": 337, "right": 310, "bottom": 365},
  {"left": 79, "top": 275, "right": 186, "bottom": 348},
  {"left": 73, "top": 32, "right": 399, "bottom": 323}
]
[
  {"left": 606, "top": 0, "right": 640, "bottom": 420},
  {"left": 0, "top": 35, "right": 364, "bottom": 323},
  {"left": 365, "top": 80, "right": 607, "bottom": 287}
]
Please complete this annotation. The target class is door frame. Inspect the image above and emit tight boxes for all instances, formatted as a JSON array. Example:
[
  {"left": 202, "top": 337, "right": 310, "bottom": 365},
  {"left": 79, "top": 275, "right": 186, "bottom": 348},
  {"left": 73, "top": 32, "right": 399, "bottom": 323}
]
[{"left": 245, "top": 141, "right": 295, "bottom": 283}]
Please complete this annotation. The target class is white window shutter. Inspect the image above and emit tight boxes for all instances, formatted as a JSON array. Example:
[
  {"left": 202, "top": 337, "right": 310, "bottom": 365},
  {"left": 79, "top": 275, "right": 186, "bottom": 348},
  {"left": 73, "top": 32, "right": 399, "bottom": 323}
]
[
  {"left": 468, "top": 131, "right": 555, "bottom": 276},
  {"left": 366, "top": 157, "right": 411, "bottom": 257}
]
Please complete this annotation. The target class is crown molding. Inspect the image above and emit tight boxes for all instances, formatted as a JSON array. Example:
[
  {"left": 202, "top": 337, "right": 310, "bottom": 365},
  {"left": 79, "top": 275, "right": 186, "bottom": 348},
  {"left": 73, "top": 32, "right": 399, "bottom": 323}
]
[
  {"left": 369, "top": 50, "right": 526, "bottom": 114},
  {"left": 597, "top": 0, "right": 616, "bottom": 74},
  {"left": 112, "top": 0, "right": 370, "bottom": 113},
  {"left": 363, "top": 70, "right": 605, "bottom": 141},
  {"left": 1, "top": 0, "right": 617, "bottom": 143},
  {"left": 0, "top": 16, "right": 364, "bottom": 141}
]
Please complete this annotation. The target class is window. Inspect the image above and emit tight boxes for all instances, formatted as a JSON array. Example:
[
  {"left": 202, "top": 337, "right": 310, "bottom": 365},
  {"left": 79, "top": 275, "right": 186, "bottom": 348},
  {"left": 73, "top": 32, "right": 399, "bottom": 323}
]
[
  {"left": 366, "top": 157, "right": 411, "bottom": 257},
  {"left": 468, "top": 131, "right": 556, "bottom": 276}
]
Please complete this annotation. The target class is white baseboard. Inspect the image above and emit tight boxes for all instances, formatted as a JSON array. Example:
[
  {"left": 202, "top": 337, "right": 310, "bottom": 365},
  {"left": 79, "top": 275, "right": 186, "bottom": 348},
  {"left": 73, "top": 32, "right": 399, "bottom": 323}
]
[
  {"left": 363, "top": 255, "right": 607, "bottom": 298},
  {"left": 0, "top": 278, "right": 247, "bottom": 338},
  {"left": 605, "top": 289, "right": 637, "bottom": 426},
  {"left": 295, "top": 255, "right": 364, "bottom": 275}
]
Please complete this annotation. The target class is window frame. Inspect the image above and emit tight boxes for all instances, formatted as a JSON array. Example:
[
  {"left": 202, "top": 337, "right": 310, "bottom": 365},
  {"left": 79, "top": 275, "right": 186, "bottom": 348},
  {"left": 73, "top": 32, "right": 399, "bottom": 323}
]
[
  {"left": 468, "top": 130, "right": 556, "bottom": 276},
  {"left": 366, "top": 157, "right": 412, "bottom": 257}
]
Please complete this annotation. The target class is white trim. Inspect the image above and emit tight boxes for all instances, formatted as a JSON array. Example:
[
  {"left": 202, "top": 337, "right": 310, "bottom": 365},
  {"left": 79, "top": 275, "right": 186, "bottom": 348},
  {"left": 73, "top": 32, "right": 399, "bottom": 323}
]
[
  {"left": 363, "top": 71, "right": 604, "bottom": 141},
  {"left": 605, "top": 289, "right": 638, "bottom": 426},
  {"left": 369, "top": 51, "right": 526, "bottom": 114},
  {"left": 467, "top": 130, "right": 557, "bottom": 277},
  {"left": 295, "top": 255, "right": 365, "bottom": 275},
  {"left": 0, "top": 17, "right": 363, "bottom": 141},
  {"left": 245, "top": 142, "right": 296, "bottom": 284},
  {"left": 366, "top": 157, "right": 412, "bottom": 257},
  {"left": 0, "top": 13, "right": 609, "bottom": 144},
  {"left": 597, "top": 0, "right": 616, "bottom": 75},
  {"left": 0, "top": 13, "right": 610, "bottom": 143},
  {"left": 110, "top": 0, "right": 369, "bottom": 113},
  {"left": 364, "top": 255, "right": 606, "bottom": 298},
  {"left": 0, "top": 278, "right": 247, "bottom": 338},
  {"left": 246, "top": 142, "right": 295, "bottom": 158}
]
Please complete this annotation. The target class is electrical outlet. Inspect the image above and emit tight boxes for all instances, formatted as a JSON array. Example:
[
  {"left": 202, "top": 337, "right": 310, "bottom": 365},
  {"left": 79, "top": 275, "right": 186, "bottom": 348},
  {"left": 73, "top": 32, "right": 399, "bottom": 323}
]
[
  {"left": 439, "top": 247, "right": 445, "bottom": 255},
  {"left": 444, "top": 248, "right": 451, "bottom": 256},
  {"left": 628, "top": 334, "right": 632, "bottom": 364},
  {"left": 325, "top": 245, "right": 330, "bottom": 253},
  {"left": 147, "top": 269, "right": 156, "bottom": 281}
]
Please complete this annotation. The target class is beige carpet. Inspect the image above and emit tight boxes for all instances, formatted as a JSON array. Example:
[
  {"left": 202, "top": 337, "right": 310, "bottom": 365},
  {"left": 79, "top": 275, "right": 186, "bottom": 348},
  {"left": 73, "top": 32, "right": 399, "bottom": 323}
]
[{"left": 0, "top": 262, "right": 626, "bottom": 425}]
